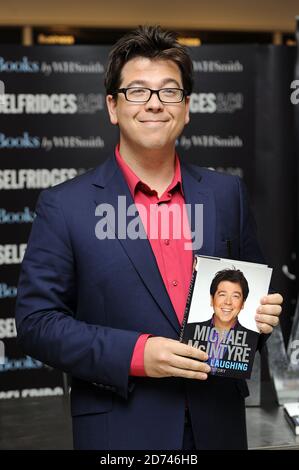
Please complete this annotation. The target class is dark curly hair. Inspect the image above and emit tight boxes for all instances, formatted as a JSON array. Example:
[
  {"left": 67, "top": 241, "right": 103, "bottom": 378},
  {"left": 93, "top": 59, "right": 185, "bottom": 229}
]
[
  {"left": 210, "top": 269, "right": 249, "bottom": 301},
  {"left": 104, "top": 25, "right": 193, "bottom": 96}
]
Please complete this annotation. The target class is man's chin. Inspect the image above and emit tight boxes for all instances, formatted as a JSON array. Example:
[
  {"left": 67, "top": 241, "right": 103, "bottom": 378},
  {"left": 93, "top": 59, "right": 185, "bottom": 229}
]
[
  {"left": 140, "top": 140, "right": 169, "bottom": 151},
  {"left": 217, "top": 318, "right": 235, "bottom": 328}
]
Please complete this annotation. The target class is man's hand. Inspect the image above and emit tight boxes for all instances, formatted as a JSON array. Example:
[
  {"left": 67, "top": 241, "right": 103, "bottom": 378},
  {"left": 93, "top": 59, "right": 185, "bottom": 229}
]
[
  {"left": 255, "top": 293, "right": 283, "bottom": 334},
  {"left": 144, "top": 336, "right": 211, "bottom": 380}
]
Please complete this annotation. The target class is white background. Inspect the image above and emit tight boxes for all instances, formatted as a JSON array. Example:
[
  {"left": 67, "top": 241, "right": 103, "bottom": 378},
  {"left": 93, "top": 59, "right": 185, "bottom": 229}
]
[{"left": 187, "top": 256, "right": 272, "bottom": 332}]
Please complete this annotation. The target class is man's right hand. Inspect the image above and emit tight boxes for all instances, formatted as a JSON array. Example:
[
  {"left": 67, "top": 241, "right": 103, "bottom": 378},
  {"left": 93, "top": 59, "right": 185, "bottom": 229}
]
[{"left": 144, "top": 336, "right": 211, "bottom": 380}]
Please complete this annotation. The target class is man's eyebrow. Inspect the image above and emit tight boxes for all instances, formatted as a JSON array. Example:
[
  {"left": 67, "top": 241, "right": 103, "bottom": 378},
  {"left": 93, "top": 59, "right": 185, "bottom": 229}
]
[
  {"left": 217, "top": 290, "right": 241, "bottom": 295},
  {"left": 125, "top": 78, "right": 182, "bottom": 88}
]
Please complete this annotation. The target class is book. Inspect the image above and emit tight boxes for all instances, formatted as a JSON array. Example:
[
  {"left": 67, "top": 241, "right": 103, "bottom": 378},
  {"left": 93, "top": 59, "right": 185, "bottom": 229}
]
[
  {"left": 180, "top": 255, "right": 273, "bottom": 379},
  {"left": 283, "top": 403, "right": 299, "bottom": 435}
]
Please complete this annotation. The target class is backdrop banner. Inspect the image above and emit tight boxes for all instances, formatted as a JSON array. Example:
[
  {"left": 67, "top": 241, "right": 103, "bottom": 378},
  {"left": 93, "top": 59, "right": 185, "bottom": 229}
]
[
  {"left": 0, "top": 46, "right": 114, "bottom": 399},
  {"left": 0, "top": 44, "right": 296, "bottom": 401}
]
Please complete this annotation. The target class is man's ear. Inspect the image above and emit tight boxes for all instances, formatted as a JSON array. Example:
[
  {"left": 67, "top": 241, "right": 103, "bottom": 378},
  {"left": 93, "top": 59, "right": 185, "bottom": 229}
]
[
  {"left": 106, "top": 95, "right": 118, "bottom": 125},
  {"left": 210, "top": 295, "right": 214, "bottom": 307}
]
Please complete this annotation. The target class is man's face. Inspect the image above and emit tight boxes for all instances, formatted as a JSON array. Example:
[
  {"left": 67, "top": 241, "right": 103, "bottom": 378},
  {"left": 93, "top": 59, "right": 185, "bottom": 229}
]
[
  {"left": 210, "top": 281, "right": 245, "bottom": 329},
  {"left": 106, "top": 57, "right": 190, "bottom": 153}
]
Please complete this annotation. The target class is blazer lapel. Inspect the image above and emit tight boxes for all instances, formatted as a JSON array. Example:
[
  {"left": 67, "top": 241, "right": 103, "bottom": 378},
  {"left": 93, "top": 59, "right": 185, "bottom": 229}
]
[
  {"left": 92, "top": 156, "right": 180, "bottom": 334},
  {"left": 181, "top": 162, "right": 216, "bottom": 258}
]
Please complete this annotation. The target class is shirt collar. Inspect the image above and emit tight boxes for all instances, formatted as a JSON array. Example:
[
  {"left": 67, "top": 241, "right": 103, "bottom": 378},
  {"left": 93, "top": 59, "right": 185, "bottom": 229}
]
[
  {"left": 115, "top": 144, "right": 184, "bottom": 198},
  {"left": 211, "top": 315, "right": 238, "bottom": 331}
]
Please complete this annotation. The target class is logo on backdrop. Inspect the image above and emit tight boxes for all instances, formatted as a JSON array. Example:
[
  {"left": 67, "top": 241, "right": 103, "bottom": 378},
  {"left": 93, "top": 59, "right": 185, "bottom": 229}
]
[
  {"left": 0, "top": 387, "right": 64, "bottom": 399},
  {"left": 290, "top": 80, "right": 299, "bottom": 105},
  {"left": 190, "top": 92, "right": 243, "bottom": 113},
  {"left": 0, "top": 56, "right": 104, "bottom": 75},
  {"left": 0, "top": 284, "right": 17, "bottom": 299},
  {"left": 0, "top": 168, "right": 78, "bottom": 189},
  {"left": 0, "top": 340, "right": 4, "bottom": 365},
  {"left": 0, "top": 132, "right": 40, "bottom": 149},
  {"left": 40, "top": 135, "right": 105, "bottom": 150},
  {"left": 0, "top": 207, "right": 35, "bottom": 224},
  {"left": 0, "top": 244, "right": 27, "bottom": 265},
  {"left": 0, "top": 79, "right": 4, "bottom": 105},
  {"left": 0, "top": 356, "right": 43, "bottom": 372},
  {"left": 177, "top": 135, "right": 243, "bottom": 150},
  {"left": 0, "top": 93, "right": 104, "bottom": 114},
  {"left": 193, "top": 60, "right": 244, "bottom": 73},
  {"left": 40, "top": 61, "right": 105, "bottom": 76},
  {"left": 0, "top": 56, "right": 39, "bottom": 73},
  {"left": 208, "top": 166, "right": 244, "bottom": 178},
  {"left": 0, "top": 132, "right": 105, "bottom": 150},
  {"left": 0, "top": 318, "right": 17, "bottom": 338}
]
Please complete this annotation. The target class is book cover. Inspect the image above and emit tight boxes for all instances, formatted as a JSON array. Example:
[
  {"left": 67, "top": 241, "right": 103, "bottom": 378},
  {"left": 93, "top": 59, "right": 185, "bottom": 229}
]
[
  {"left": 283, "top": 403, "right": 299, "bottom": 435},
  {"left": 180, "top": 255, "right": 273, "bottom": 379}
]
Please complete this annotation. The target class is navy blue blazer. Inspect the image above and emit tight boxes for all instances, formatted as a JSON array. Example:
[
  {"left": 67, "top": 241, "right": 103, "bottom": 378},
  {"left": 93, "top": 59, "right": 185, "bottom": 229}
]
[{"left": 15, "top": 154, "right": 265, "bottom": 450}]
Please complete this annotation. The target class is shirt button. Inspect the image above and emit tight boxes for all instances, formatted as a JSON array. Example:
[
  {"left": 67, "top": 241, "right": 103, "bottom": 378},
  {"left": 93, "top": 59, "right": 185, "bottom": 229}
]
[
  {"left": 164, "top": 239, "right": 170, "bottom": 245},
  {"left": 172, "top": 280, "right": 178, "bottom": 287}
]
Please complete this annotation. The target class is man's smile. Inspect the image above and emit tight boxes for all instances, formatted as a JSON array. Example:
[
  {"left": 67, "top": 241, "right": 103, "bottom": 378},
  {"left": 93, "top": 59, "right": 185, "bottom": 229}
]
[
  {"left": 137, "top": 120, "right": 169, "bottom": 128},
  {"left": 139, "top": 119, "right": 169, "bottom": 122}
]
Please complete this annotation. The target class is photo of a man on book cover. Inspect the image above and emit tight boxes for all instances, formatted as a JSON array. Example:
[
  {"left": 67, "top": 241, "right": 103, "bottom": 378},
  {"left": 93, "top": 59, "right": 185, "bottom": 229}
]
[
  {"left": 180, "top": 256, "right": 273, "bottom": 378},
  {"left": 200, "top": 269, "right": 259, "bottom": 375}
]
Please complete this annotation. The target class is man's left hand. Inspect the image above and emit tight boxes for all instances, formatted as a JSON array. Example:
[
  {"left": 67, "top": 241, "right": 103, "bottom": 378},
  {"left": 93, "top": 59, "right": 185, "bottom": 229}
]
[{"left": 255, "top": 293, "right": 283, "bottom": 334}]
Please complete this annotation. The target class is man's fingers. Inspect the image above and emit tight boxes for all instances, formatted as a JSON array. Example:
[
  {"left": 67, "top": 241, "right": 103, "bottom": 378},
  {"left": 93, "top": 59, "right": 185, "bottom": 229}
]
[
  {"left": 172, "top": 355, "right": 211, "bottom": 374},
  {"left": 255, "top": 294, "right": 283, "bottom": 334},
  {"left": 260, "top": 293, "right": 283, "bottom": 305},
  {"left": 144, "top": 337, "right": 211, "bottom": 379},
  {"left": 169, "top": 366, "right": 208, "bottom": 381},
  {"left": 256, "top": 322, "right": 273, "bottom": 335},
  {"left": 255, "top": 313, "right": 279, "bottom": 327},
  {"left": 176, "top": 343, "right": 209, "bottom": 362},
  {"left": 257, "top": 304, "right": 282, "bottom": 316}
]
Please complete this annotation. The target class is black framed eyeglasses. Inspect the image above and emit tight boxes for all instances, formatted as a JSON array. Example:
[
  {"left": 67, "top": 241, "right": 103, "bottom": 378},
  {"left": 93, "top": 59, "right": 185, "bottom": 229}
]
[{"left": 113, "top": 87, "right": 187, "bottom": 103}]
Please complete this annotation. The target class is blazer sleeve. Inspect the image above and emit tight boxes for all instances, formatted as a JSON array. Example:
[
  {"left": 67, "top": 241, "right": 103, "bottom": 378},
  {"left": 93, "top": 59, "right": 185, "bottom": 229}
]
[{"left": 15, "top": 189, "right": 140, "bottom": 399}]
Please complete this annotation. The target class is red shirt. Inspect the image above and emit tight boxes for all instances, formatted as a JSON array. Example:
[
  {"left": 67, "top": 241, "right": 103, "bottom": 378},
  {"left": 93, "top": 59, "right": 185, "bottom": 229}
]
[{"left": 115, "top": 146, "right": 193, "bottom": 376}]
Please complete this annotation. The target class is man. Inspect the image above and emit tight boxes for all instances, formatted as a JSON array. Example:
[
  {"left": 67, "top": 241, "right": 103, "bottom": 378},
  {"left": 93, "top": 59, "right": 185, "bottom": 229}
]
[
  {"left": 210, "top": 268, "right": 250, "bottom": 332},
  {"left": 15, "top": 25, "right": 282, "bottom": 450}
]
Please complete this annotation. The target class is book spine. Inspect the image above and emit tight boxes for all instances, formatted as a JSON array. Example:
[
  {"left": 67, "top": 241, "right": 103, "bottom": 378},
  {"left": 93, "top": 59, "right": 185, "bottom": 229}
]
[{"left": 179, "top": 263, "right": 198, "bottom": 342}]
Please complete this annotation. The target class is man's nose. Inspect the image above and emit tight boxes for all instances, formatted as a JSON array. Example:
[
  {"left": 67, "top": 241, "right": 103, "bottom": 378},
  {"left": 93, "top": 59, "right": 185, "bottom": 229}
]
[
  {"left": 145, "top": 92, "right": 164, "bottom": 110},
  {"left": 224, "top": 296, "right": 232, "bottom": 304}
]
